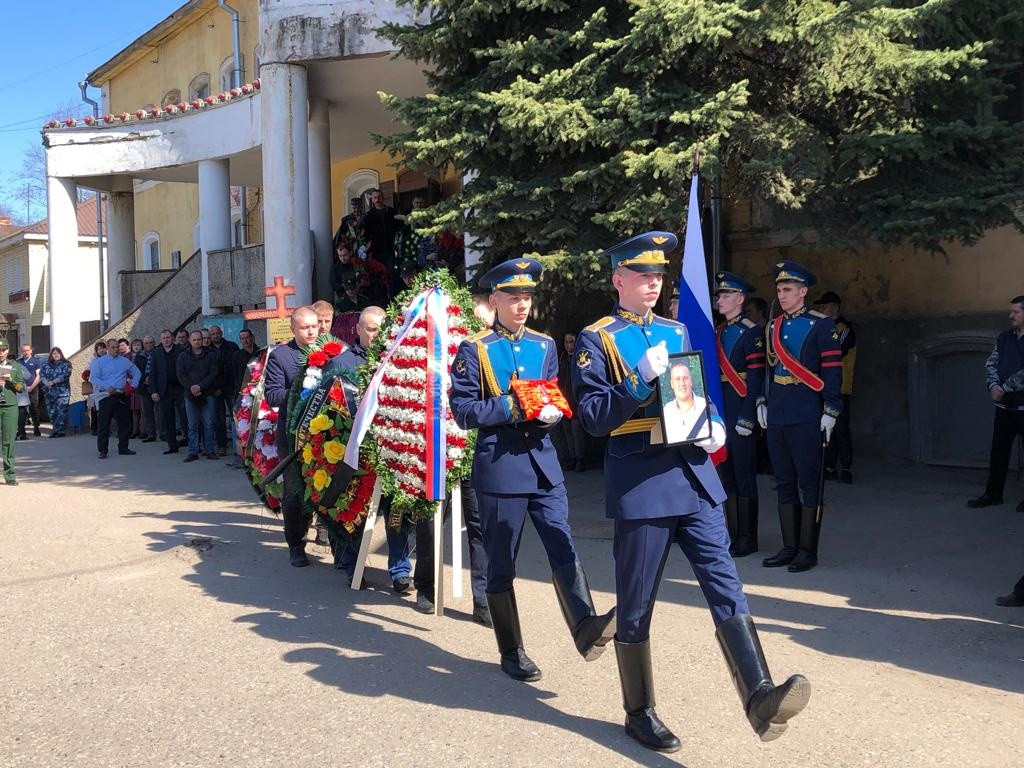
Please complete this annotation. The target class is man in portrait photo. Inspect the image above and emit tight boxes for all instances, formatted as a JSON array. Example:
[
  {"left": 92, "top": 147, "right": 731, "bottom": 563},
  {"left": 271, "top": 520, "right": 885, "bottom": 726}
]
[{"left": 662, "top": 359, "right": 709, "bottom": 444}]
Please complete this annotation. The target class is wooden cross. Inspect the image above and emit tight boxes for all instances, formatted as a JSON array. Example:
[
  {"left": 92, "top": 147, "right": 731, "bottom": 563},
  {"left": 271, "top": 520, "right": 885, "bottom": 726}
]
[{"left": 265, "top": 275, "right": 296, "bottom": 318}]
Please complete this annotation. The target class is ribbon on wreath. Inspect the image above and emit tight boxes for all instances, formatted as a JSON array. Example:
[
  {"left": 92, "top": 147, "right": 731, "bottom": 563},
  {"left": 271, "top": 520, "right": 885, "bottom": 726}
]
[
  {"left": 343, "top": 287, "right": 432, "bottom": 470},
  {"left": 423, "top": 288, "right": 449, "bottom": 500}
]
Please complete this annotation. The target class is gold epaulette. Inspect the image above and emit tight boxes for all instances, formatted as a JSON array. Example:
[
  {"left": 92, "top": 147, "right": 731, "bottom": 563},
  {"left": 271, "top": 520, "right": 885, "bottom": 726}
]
[
  {"left": 597, "top": 329, "right": 629, "bottom": 385},
  {"left": 808, "top": 310, "right": 827, "bottom": 319},
  {"left": 467, "top": 328, "right": 492, "bottom": 343},
  {"left": 475, "top": 338, "right": 501, "bottom": 399},
  {"left": 741, "top": 318, "right": 757, "bottom": 329},
  {"left": 584, "top": 316, "right": 615, "bottom": 333}
]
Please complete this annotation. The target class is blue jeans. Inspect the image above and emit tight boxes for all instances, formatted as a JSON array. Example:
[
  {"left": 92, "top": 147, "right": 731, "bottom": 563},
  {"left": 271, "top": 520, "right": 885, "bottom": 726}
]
[
  {"left": 184, "top": 396, "right": 215, "bottom": 457},
  {"left": 336, "top": 496, "right": 411, "bottom": 580}
]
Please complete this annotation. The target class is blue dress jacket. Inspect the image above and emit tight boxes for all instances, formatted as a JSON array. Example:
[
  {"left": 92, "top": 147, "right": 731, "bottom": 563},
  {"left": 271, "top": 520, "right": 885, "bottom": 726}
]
[
  {"left": 718, "top": 316, "right": 766, "bottom": 431},
  {"left": 449, "top": 322, "right": 565, "bottom": 495},
  {"left": 263, "top": 340, "right": 304, "bottom": 451},
  {"left": 572, "top": 306, "right": 726, "bottom": 520},
  {"left": 760, "top": 307, "right": 842, "bottom": 426}
]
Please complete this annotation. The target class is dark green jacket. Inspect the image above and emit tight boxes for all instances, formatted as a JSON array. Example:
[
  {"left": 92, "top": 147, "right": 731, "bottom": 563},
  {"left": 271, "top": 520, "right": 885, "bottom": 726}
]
[{"left": 0, "top": 358, "right": 25, "bottom": 407}]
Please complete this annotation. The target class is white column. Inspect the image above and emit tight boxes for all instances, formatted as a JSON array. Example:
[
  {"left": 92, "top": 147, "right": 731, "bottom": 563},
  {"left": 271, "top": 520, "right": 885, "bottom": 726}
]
[
  {"left": 198, "top": 158, "right": 232, "bottom": 316},
  {"left": 106, "top": 191, "right": 135, "bottom": 324},
  {"left": 308, "top": 96, "right": 333, "bottom": 302},
  {"left": 261, "top": 62, "right": 312, "bottom": 307},
  {"left": 46, "top": 176, "right": 81, "bottom": 353}
]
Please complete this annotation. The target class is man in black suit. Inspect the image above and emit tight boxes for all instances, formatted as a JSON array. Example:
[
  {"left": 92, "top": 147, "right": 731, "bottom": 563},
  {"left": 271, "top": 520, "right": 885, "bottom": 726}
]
[
  {"left": 209, "top": 325, "right": 240, "bottom": 457},
  {"left": 151, "top": 329, "right": 187, "bottom": 454}
]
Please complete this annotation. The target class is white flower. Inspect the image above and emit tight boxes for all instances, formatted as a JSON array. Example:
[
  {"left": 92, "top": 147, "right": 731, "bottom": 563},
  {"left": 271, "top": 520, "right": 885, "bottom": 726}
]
[
  {"left": 237, "top": 419, "right": 250, "bottom": 434},
  {"left": 261, "top": 444, "right": 278, "bottom": 459},
  {"left": 257, "top": 419, "right": 272, "bottom": 432},
  {"left": 240, "top": 395, "right": 253, "bottom": 407}
]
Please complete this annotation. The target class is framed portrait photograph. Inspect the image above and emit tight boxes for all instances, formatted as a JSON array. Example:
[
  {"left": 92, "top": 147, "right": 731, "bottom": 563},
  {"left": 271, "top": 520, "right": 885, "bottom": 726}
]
[{"left": 657, "top": 351, "right": 712, "bottom": 446}]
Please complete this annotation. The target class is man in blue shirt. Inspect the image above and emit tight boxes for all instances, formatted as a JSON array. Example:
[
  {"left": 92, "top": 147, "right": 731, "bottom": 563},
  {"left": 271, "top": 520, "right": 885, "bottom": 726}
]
[{"left": 90, "top": 338, "right": 142, "bottom": 459}]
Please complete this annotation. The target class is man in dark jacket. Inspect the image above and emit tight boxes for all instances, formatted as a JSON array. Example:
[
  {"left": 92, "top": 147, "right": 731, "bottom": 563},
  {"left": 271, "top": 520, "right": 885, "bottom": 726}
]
[
  {"left": 969, "top": 295, "right": 1024, "bottom": 512},
  {"left": 176, "top": 330, "right": 220, "bottom": 462},
  {"left": 151, "top": 329, "right": 188, "bottom": 454},
  {"left": 263, "top": 307, "right": 320, "bottom": 567},
  {"left": 209, "top": 325, "right": 240, "bottom": 456},
  {"left": 359, "top": 188, "right": 398, "bottom": 270}
]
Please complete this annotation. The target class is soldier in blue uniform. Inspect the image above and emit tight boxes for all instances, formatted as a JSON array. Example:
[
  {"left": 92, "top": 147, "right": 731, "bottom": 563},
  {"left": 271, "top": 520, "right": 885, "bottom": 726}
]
[
  {"left": 449, "top": 258, "right": 616, "bottom": 683},
  {"left": 714, "top": 271, "right": 767, "bottom": 556},
  {"left": 572, "top": 233, "right": 809, "bottom": 754},
  {"left": 757, "top": 260, "right": 842, "bottom": 573}
]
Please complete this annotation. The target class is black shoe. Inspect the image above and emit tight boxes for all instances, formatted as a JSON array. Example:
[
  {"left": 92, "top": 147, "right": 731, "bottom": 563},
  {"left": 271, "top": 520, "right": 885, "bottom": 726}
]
[
  {"left": 393, "top": 576, "right": 412, "bottom": 594},
  {"left": 823, "top": 467, "right": 837, "bottom": 482},
  {"left": 289, "top": 545, "right": 310, "bottom": 567},
  {"left": 473, "top": 602, "right": 493, "bottom": 628},
  {"left": 142, "top": 436, "right": 156, "bottom": 443},
  {"left": 716, "top": 614, "right": 811, "bottom": 742},
  {"left": 839, "top": 470, "right": 853, "bottom": 484},
  {"left": 787, "top": 549, "right": 817, "bottom": 572},
  {"left": 98, "top": 452, "right": 108, "bottom": 459},
  {"left": 5, "top": 478, "right": 18, "bottom": 486},
  {"left": 205, "top": 452, "right": 218, "bottom": 460},
  {"left": 33, "top": 428, "right": 41, "bottom": 437},
  {"left": 163, "top": 448, "right": 179, "bottom": 455},
  {"left": 995, "top": 592, "right": 1024, "bottom": 607},
  {"left": 1016, "top": 499, "right": 1024, "bottom": 514},
  {"left": 763, "top": 547, "right": 797, "bottom": 567},
  {"left": 574, "top": 461, "right": 586, "bottom": 473},
  {"left": 415, "top": 592, "right": 435, "bottom": 614},
  {"left": 487, "top": 589, "right": 542, "bottom": 682},
  {"left": 615, "top": 639, "right": 681, "bottom": 753},
  {"left": 967, "top": 493, "right": 1003, "bottom": 508},
  {"left": 183, "top": 454, "right": 199, "bottom": 463},
  {"left": 552, "top": 560, "right": 616, "bottom": 661},
  {"left": 118, "top": 449, "right": 136, "bottom": 456},
  {"left": 15, "top": 434, "right": 25, "bottom": 441}
]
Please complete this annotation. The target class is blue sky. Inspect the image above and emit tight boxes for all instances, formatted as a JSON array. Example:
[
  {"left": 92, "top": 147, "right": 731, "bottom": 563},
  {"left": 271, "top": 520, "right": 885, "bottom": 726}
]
[{"left": 0, "top": 0, "right": 185, "bottom": 223}]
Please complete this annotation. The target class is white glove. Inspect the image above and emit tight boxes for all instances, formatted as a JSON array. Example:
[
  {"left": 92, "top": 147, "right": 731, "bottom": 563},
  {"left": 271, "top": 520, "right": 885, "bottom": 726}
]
[
  {"left": 637, "top": 341, "right": 669, "bottom": 383},
  {"left": 735, "top": 423, "right": 752, "bottom": 437},
  {"left": 537, "top": 404, "right": 562, "bottom": 425},
  {"left": 756, "top": 403, "right": 768, "bottom": 430},
  {"left": 695, "top": 420, "right": 727, "bottom": 454},
  {"left": 820, "top": 413, "right": 836, "bottom": 443}
]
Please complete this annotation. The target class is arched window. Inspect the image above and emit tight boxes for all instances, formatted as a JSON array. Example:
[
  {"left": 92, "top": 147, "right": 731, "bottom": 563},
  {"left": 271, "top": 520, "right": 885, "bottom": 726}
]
[
  {"left": 188, "top": 73, "right": 210, "bottom": 101},
  {"left": 344, "top": 169, "right": 380, "bottom": 215},
  {"left": 219, "top": 56, "right": 241, "bottom": 91},
  {"left": 161, "top": 89, "right": 182, "bottom": 107},
  {"left": 142, "top": 232, "right": 161, "bottom": 270}
]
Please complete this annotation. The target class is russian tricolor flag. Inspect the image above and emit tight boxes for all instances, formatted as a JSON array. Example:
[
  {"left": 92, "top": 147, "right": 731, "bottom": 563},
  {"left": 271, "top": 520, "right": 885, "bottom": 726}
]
[{"left": 676, "top": 172, "right": 726, "bottom": 463}]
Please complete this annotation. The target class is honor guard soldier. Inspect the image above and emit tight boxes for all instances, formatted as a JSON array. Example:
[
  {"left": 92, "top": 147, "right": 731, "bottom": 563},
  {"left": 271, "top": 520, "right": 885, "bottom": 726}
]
[
  {"left": 715, "top": 271, "right": 767, "bottom": 556},
  {"left": 572, "top": 233, "right": 809, "bottom": 754},
  {"left": 449, "top": 258, "right": 615, "bottom": 683},
  {"left": 757, "top": 260, "right": 843, "bottom": 573}
]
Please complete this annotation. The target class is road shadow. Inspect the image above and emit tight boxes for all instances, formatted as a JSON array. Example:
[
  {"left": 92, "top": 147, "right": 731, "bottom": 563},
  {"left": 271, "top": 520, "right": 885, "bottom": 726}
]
[{"left": 134, "top": 508, "right": 687, "bottom": 768}]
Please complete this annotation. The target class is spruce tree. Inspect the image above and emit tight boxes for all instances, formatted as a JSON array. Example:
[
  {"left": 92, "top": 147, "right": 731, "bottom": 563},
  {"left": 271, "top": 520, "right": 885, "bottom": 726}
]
[{"left": 378, "top": 1, "right": 1023, "bottom": 311}]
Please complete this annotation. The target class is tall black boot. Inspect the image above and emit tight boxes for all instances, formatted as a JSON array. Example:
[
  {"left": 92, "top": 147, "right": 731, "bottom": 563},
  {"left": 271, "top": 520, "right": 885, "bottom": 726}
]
[
  {"left": 715, "top": 614, "right": 810, "bottom": 741},
  {"left": 731, "top": 497, "right": 759, "bottom": 557},
  {"left": 788, "top": 502, "right": 821, "bottom": 572},
  {"left": 486, "top": 589, "right": 542, "bottom": 682},
  {"left": 723, "top": 495, "right": 739, "bottom": 555},
  {"left": 552, "top": 560, "right": 616, "bottom": 661},
  {"left": 614, "top": 639, "right": 681, "bottom": 753},
  {"left": 762, "top": 503, "right": 800, "bottom": 567}
]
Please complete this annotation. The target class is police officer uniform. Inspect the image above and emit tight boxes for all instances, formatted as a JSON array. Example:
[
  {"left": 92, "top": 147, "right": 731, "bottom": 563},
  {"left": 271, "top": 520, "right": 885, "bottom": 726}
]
[
  {"left": 449, "top": 258, "right": 615, "bottom": 683},
  {"left": 714, "top": 271, "right": 766, "bottom": 556},
  {"left": 759, "top": 261, "right": 842, "bottom": 573},
  {"left": 572, "top": 233, "right": 809, "bottom": 753}
]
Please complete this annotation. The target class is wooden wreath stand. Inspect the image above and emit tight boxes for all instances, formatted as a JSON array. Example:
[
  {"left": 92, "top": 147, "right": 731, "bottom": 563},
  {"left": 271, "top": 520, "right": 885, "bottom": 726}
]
[{"left": 349, "top": 478, "right": 464, "bottom": 616}]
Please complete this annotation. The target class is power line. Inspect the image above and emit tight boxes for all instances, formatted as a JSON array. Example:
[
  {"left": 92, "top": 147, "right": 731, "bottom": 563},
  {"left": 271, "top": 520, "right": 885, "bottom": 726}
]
[{"left": 0, "top": 30, "right": 139, "bottom": 97}]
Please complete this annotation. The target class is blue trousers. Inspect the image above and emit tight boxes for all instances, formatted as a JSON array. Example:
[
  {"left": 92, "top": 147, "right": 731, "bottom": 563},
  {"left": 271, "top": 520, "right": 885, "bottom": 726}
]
[
  {"left": 767, "top": 421, "right": 822, "bottom": 507},
  {"left": 477, "top": 485, "right": 578, "bottom": 594},
  {"left": 614, "top": 503, "right": 750, "bottom": 644},
  {"left": 336, "top": 496, "right": 411, "bottom": 580},
  {"left": 718, "top": 429, "right": 759, "bottom": 499},
  {"left": 184, "top": 396, "right": 215, "bottom": 457}
]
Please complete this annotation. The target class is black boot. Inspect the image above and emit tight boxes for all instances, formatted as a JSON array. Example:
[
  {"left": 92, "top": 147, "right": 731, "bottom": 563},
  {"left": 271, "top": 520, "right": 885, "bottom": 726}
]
[
  {"left": 716, "top": 614, "right": 810, "bottom": 741},
  {"left": 486, "top": 589, "right": 542, "bottom": 682},
  {"left": 788, "top": 503, "right": 821, "bottom": 572},
  {"left": 723, "top": 495, "right": 739, "bottom": 555},
  {"left": 731, "top": 497, "right": 759, "bottom": 557},
  {"left": 614, "top": 639, "right": 681, "bottom": 753},
  {"left": 552, "top": 560, "right": 616, "bottom": 661},
  {"left": 762, "top": 504, "right": 800, "bottom": 567}
]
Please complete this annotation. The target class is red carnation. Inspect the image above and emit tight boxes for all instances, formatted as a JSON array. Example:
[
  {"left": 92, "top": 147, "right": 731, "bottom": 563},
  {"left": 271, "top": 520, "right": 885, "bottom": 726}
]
[
  {"left": 82, "top": 370, "right": 91, "bottom": 380},
  {"left": 267, "top": 496, "right": 281, "bottom": 510},
  {"left": 307, "top": 350, "right": 328, "bottom": 368},
  {"left": 323, "top": 340, "right": 343, "bottom": 357},
  {"left": 263, "top": 432, "right": 275, "bottom": 446},
  {"left": 266, "top": 411, "right": 279, "bottom": 423},
  {"left": 328, "top": 384, "right": 344, "bottom": 404},
  {"left": 340, "top": 508, "right": 357, "bottom": 523}
]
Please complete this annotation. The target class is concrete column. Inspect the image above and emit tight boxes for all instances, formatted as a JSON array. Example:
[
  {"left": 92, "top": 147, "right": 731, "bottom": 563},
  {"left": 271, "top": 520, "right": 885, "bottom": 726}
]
[
  {"left": 308, "top": 96, "right": 333, "bottom": 302},
  {"left": 198, "top": 158, "right": 232, "bottom": 316},
  {"left": 106, "top": 192, "right": 135, "bottom": 324},
  {"left": 46, "top": 177, "right": 81, "bottom": 352},
  {"left": 261, "top": 62, "right": 312, "bottom": 307}
]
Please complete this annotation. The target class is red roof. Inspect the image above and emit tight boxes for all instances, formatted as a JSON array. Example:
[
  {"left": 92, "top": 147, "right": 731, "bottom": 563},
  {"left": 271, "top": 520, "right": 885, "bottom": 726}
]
[{"left": 4, "top": 196, "right": 102, "bottom": 239}]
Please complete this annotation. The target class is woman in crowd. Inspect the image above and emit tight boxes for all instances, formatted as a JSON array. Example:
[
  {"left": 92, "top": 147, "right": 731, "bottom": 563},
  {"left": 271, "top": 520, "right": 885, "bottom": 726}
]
[
  {"left": 129, "top": 338, "right": 145, "bottom": 437},
  {"left": 40, "top": 347, "right": 71, "bottom": 438}
]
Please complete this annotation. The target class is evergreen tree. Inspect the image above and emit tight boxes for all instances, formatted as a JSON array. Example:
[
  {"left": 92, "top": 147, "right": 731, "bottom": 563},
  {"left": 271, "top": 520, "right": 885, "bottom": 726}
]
[{"left": 378, "top": 1, "right": 1023, "bottom": 312}]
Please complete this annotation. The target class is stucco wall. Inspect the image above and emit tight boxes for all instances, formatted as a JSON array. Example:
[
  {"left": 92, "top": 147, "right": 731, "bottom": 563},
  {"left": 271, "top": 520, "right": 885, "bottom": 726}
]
[{"left": 133, "top": 182, "right": 200, "bottom": 270}]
